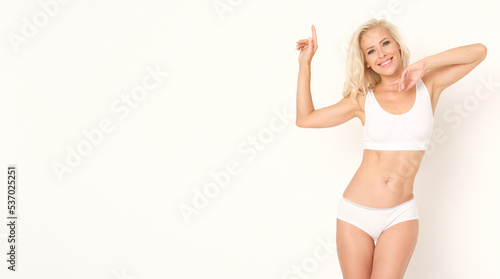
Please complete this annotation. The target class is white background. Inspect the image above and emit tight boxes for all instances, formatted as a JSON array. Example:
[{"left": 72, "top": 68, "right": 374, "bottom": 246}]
[{"left": 0, "top": 0, "right": 499, "bottom": 278}]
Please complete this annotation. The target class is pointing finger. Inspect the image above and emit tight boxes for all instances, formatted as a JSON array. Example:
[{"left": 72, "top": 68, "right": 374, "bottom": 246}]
[
  {"left": 311, "top": 25, "right": 317, "bottom": 48},
  {"left": 312, "top": 25, "right": 317, "bottom": 42}
]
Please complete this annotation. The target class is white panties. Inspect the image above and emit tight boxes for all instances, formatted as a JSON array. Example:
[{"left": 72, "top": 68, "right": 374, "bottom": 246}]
[{"left": 337, "top": 196, "right": 419, "bottom": 245}]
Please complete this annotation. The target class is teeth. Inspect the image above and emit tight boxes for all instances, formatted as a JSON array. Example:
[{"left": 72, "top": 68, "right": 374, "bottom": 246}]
[{"left": 380, "top": 58, "right": 392, "bottom": 66}]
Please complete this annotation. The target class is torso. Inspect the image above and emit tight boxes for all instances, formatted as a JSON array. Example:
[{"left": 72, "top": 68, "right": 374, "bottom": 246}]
[{"left": 344, "top": 76, "right": 438, "bottom": 207}]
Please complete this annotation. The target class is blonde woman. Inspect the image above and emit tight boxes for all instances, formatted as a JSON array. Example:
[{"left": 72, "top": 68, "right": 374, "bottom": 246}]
[{"left": 295, "top": 19, "right": 487, "bottom": 279}]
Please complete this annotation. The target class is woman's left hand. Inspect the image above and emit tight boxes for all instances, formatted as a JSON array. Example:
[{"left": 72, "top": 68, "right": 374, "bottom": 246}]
[{"left": 389, "top": 59, "right": 427, "bottom": 92}]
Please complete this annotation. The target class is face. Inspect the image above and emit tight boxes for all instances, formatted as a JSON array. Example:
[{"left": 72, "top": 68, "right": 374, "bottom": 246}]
[{"left": 360, "top": 27, "right": 402, "bottom": 76}]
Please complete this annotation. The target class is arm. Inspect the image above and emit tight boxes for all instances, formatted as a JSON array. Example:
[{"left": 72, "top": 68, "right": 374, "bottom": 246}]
[
  {"left": 296, "top": 62, "right": 314, "bottom": 125},
  {"left": 295, "top": 63, "right": 357, "bottom": 128},
  {"left": 422, "top": 43, "right": 487, "bottom": 96},
  {"left": 295, "top": 25, "right": 357, "bottom": 128}
]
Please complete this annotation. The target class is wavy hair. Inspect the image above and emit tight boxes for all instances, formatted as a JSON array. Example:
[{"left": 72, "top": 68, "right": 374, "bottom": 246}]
[{"left": 343, "top": 19, "right": 410, "bottom": 111}]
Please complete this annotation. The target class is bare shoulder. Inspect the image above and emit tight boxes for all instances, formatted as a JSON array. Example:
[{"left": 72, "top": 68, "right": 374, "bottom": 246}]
[{"left": 337, "top": 92, "right": 366, "bottom": 114}]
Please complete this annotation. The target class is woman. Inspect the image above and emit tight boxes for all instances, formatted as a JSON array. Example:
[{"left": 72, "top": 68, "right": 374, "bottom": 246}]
[{"left": 295, "top": 19, "right": 487, "bottom": 279}]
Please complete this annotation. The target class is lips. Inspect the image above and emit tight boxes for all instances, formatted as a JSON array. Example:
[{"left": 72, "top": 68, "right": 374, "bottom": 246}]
[{"left": 378, "top": 57, "right": 393, "bottom": 67}]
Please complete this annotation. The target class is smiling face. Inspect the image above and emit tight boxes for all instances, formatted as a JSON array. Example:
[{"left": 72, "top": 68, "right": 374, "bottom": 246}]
[{"left": 360, "top": 27, "right": 402, "bottom": 77}]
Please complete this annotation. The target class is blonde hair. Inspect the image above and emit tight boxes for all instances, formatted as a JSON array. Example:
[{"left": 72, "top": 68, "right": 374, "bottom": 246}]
[{"left": 343, "top": 19, "right": 410, "bottom": 111}]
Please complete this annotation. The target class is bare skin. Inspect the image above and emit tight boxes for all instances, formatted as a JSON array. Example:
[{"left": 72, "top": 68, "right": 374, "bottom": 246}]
[
  {"left": 337, "top": 70, "right": 425, "bottom": 279},
  {"left": 296, "top": 24, "right": 486, "bottom": 278}
]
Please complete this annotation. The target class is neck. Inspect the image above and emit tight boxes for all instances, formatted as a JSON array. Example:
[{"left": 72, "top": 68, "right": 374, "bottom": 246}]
[{"left": 378, "top": 68, "right": 404, "bottom": 88}]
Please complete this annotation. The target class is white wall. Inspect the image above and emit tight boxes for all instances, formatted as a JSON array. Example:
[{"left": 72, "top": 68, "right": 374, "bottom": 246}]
[{"left": 0, "top": 0, "right": 498, "bottom": 278}]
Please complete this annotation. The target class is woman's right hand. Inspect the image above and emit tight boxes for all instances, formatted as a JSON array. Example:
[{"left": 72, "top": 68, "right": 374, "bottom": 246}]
[{"left": 296, "top": 25, "right": 318, "bottom": 65}]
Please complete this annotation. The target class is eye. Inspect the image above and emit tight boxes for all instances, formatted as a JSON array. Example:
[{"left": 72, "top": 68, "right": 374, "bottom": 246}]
[
  {"left": 368, "top": 49, "right": 374, "bottom": 54},
  {"left": 383, "top": 41, "right": 390, "bottom": 46}
]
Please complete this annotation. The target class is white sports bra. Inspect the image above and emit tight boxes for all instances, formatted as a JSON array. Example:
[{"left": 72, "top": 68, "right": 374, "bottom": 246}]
[{"left": 363, "top": 79, "right": 434, "bottom": 150}]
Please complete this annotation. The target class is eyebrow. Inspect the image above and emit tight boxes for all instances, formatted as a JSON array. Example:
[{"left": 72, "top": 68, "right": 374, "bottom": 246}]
[{"left": 365, "top": 38, "right": 388, "bottom": 52}]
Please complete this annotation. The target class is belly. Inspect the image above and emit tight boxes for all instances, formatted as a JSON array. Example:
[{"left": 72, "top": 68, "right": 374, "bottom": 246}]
[{"left": 343, "top": 149, "right": 425, "bottom": 207}]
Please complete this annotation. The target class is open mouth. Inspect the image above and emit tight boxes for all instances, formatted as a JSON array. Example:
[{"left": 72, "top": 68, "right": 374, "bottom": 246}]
[{"left": 378, "top": 57, "right": 393, "bottom": 68}]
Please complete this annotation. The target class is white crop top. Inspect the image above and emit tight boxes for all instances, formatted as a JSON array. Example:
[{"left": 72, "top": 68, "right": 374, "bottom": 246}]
[{"left": 364, "top": 79, "right": 434, "bottom": 150}]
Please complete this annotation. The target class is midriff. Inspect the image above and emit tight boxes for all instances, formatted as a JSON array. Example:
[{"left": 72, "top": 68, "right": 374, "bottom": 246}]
[{"left": 342, "top": 148, "right": 426, "bottom": 208}]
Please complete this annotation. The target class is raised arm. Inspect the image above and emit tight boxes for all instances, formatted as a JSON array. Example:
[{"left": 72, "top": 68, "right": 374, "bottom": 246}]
[
  {"left": 391, "top": 43, "right": 487, "bottom": 97},
  {"left": 422, "top": 43, "right": 487, "bottom": 96},
  {"left": 296, "top": 63, "right": 357, "bottom": 128},
  {"left": 295, "top": 25, "right": 357, "bottom": 128}
]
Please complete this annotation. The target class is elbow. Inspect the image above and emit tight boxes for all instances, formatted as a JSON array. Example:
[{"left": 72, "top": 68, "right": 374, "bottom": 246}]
[
  {"left": 296, "top": 117, "right": 310, "bottom": 128},
  {"left": 481, "top": 44, "right": 487, "bottom": 59},
  {"left": 296, "top": 111, "right": 314, "bottom": 128},
  {"left": 295, "top": 114, "right": 304, "bottom": 128},
  {"left": 477, "top": 43, "right": 487, "bottom": 60}
]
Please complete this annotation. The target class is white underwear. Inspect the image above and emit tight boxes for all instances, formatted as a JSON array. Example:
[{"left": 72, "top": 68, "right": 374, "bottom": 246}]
[{"left": 337, "top": 196, "right": 419, "bottom": 245}]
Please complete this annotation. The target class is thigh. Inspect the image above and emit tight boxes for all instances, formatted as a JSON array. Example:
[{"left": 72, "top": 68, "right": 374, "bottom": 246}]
[
  {"left": 370, "top": 219, "right": 419, "bottom": 279},
  {"left": 336, "top": 218, "right": 375, "bottom": 279}
]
